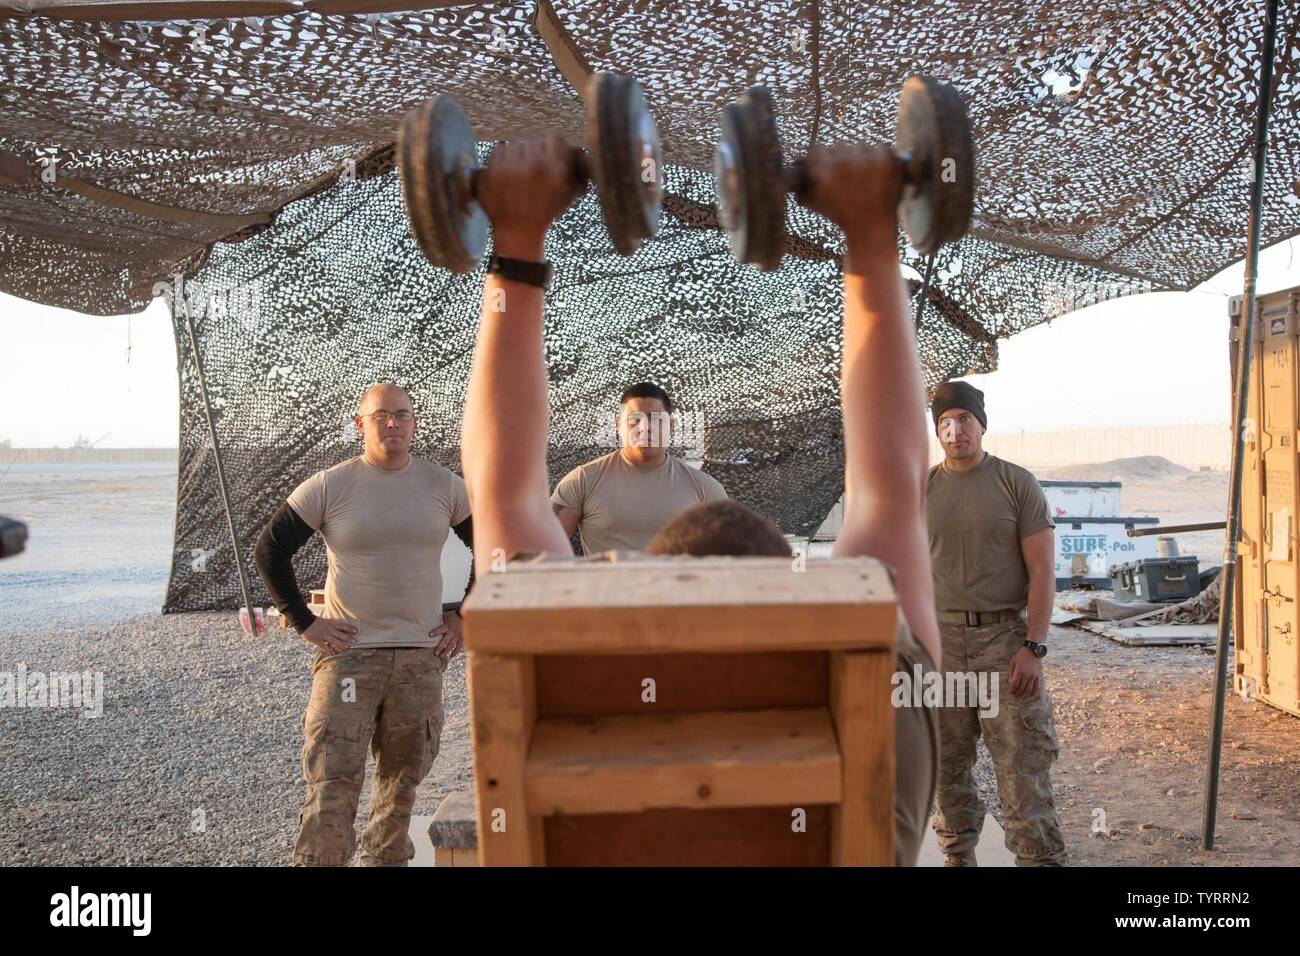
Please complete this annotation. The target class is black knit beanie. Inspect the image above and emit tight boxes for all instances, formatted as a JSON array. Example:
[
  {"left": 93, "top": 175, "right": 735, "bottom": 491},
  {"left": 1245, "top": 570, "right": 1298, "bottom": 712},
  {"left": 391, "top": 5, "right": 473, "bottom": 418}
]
[{"left": 930, "top": 381, "right": 987, "bottom": 430}]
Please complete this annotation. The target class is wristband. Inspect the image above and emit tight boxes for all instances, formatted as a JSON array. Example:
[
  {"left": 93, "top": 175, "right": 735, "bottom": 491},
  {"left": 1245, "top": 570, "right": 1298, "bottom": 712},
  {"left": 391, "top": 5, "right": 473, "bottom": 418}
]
[{"left": 486, "top": 253, "right": 553, "bottom": 290}]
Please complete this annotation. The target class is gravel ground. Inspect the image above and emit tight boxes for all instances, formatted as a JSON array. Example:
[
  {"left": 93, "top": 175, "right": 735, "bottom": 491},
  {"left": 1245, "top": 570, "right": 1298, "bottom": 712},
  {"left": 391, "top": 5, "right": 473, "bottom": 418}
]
[
  {"left": 14, "top": 458, "right": 1292, "bottom": 867},
  {"left": 0, "top": 612, "right": 473, "bottom": 866},
  {"left": 0, "top": 606, "right": 999, "bottom": 866}
]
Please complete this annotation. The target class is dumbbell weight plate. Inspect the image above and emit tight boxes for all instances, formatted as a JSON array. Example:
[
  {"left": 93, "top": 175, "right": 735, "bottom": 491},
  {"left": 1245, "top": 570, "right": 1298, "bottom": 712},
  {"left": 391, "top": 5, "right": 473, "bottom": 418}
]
[
  {"left": 896, "top": 75, "right": 975, "bottom": 255},
  {"left": 397, "top": 93, "right": 488, "bottom": 273},
  {"left": 714, "top": 86, "right": 787, "bottom": 271},
  {"left": 586, "top": 71, "right": 663, "bottom": 256}
]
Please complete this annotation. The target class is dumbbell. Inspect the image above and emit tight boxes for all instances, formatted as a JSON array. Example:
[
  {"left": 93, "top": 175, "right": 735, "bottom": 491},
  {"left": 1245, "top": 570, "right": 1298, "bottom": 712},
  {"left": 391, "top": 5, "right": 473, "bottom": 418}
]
[
  {"left": 398, "top": 72, "right": 663, "bottom": 273},
  {"left": 713, "top": 75, "right": 975, "bottom": 270}
]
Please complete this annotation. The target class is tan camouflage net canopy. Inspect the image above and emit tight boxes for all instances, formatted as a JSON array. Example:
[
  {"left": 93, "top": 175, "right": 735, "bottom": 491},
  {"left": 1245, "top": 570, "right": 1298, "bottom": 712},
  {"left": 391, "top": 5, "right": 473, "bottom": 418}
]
[{"left": 0, "top": 1, "right": 1297, "bottom": 611}]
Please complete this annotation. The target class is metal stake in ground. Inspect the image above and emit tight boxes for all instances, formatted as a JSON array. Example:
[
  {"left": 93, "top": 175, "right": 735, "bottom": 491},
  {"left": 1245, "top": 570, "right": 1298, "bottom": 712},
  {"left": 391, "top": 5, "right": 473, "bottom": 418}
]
[{"left": 1202, "top": 0, "right": 1280, "bottom": 852}]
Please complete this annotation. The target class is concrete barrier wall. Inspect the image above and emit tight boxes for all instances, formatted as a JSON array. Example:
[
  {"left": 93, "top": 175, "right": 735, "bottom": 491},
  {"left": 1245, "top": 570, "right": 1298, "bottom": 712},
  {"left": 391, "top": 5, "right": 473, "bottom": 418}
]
[
  {"left": 6, "top": 425, "right": 1230, "bottom": 471},
  {"left": 3, "top": 448, "right": 178, "bottom": 464},
  {"left": 927, "top": 423, "right": 1231, "bottom": 471}
]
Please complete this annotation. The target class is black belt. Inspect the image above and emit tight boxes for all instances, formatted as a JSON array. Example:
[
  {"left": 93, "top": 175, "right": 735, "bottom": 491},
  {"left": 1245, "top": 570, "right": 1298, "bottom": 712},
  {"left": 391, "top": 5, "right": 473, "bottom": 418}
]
[{"left": 936, "top": 608, "right": 1022, "bottom": 627}]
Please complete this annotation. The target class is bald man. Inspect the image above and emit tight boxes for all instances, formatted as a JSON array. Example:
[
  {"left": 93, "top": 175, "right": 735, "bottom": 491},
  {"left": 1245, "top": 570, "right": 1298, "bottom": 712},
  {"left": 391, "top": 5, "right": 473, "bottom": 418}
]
[{"left": 254, "top": 383, "right": 474, "bottom": 866}]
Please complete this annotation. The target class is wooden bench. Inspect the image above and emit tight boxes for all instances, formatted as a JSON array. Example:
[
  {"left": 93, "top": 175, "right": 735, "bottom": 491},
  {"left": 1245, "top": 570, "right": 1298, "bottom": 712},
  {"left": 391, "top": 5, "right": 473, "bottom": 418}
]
[
  {"left": 428, "top": 791, "right": 479, "bottom": 867},
  {"left": 461, "top": 554, "right": 898, "bottom": 866}
]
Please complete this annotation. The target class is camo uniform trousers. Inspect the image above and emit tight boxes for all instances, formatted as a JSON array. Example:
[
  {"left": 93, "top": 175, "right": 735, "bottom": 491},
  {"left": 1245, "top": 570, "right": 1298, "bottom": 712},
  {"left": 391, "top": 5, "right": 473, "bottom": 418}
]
[
  {"left": 294, "top": 647, "right": 445, "bottom": 866},
  {"left": 931, "top": 616, "right": 1066, "bottom": 866}
]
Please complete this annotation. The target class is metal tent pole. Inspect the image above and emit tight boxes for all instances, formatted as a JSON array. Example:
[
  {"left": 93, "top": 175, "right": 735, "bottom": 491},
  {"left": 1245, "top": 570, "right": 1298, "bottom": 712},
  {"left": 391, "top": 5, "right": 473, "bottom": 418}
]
[
  {"left": 914, "top": 252, "right": 937, "bottom": 329},
  {"left": 179, "top": 285, "right": 258, "bottom": 630},
  {"left": 1202, "top": 0, "right": 1281, "bottom": 851}
]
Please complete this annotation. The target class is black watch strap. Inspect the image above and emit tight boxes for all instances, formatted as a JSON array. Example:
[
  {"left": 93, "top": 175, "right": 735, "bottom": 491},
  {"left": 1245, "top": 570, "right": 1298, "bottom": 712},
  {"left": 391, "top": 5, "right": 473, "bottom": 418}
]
[
  {"left": 486, "top": 253, "right": 553, "bottom": 290},
  {"left": 1023, "top": 639, "right": 1047, "bottom": 658}
]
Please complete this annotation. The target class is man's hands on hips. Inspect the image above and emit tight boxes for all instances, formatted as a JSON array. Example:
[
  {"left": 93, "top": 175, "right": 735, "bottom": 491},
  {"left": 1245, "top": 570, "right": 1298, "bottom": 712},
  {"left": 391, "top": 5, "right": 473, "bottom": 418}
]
[
  {"left": 430, "top": 611, "right": 463, "bottom": 659},
  {"left": 799, "top": 143, "right": 903, "bottom": 259},
  {"left": 477, "top": 136, "right": 583, "bottom": 259},
  {"left": 303, "top": 616, "right": 357, "bottom": 656},
  {"left": 1008, "top": 646, "right": 1042, "bottom": 698}
]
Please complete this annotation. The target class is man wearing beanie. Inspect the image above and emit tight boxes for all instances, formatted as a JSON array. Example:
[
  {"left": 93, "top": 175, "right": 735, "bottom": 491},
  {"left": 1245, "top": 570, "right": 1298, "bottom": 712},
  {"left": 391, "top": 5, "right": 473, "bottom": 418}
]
[{"left": 926, "top": 380, "right": 1066, "bottom": 866}]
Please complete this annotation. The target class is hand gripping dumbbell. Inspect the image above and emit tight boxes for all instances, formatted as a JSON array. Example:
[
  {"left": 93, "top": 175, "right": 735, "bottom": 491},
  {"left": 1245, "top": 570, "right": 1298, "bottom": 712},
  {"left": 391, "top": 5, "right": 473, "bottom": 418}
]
[
  {"left": 713, "top": 75, "right": 976, "bottom": 270},
  {"left": 398, "top": 72, "right": 663, "bottom": 273}
]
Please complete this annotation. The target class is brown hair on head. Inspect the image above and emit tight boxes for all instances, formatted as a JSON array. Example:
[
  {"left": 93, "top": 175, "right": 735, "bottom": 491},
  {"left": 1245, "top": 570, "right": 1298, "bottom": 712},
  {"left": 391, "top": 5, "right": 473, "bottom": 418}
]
[{"left": 647, "top": 500, "right": 792, "bottom": 558}]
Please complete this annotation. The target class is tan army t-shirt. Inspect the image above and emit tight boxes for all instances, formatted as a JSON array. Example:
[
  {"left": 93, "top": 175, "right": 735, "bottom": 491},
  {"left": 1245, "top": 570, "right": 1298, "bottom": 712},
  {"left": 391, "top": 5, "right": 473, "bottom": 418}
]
[
  {"left": 287, "top": 455, "right": 472, "bottom": 649},
  {"left": 550, "top": 450, "right": 728, "bottom": 554},
  {"left": 926, "top": 453, "right": 1054, "bottom": 612}
]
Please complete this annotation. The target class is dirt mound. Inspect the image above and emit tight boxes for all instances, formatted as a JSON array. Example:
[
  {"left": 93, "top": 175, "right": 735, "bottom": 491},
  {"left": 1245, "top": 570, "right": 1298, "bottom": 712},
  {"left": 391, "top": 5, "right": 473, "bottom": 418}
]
[{"left": 1043, "top": 456, "right": 1195, "bottom": 482}]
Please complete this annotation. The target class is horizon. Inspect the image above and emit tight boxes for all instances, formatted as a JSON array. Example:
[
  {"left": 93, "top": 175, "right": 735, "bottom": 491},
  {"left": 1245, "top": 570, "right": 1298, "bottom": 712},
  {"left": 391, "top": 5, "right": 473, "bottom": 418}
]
[
  {"left": 0, "top": 420, "right": 1236, "bottom": 452},
  {"left": 1, "top": 236, "right": 1297, "bottom": 449}
]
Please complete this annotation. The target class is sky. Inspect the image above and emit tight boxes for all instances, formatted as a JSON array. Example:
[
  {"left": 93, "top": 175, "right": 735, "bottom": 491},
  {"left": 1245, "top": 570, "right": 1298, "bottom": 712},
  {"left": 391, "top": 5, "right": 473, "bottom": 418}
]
[
  {"left": 1, "top": 237, "right": 1298, "bottom": 448},
  {"left": 964, "top": 235, "right": 1300, "bottom": 432}
]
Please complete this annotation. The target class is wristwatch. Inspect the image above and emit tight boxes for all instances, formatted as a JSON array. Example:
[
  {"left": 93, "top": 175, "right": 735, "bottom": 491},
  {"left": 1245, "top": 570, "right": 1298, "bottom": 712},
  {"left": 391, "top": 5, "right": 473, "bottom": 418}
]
[
  {"left": 1023, "top": 640, "right": 1048, "bottom": 659},
  {"left": 486, "top": 253, "right": 553, "bottom": 290}
]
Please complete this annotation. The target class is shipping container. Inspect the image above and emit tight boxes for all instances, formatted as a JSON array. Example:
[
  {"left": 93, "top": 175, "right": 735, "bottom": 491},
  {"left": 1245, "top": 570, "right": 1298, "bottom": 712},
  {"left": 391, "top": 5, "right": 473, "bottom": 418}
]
[{"left": 1229, "top": 285, "right": 1300, "bottom": 717}]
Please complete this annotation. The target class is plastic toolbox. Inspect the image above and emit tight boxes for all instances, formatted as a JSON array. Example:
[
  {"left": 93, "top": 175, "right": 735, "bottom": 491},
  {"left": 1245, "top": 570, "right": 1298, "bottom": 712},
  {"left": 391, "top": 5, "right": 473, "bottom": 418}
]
[{"left": 1108, "top": 556, "right": 1200, "bottom": 603}]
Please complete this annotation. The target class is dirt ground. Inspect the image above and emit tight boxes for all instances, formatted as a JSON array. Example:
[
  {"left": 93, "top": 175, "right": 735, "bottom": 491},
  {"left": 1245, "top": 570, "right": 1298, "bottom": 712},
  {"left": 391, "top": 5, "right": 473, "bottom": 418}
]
[
  {"left": 1047, "top": 624, "right": 1300, "bottom": 866},
  {"left": 1038, "top": 460, "right": 1300, "bottom": 866}
]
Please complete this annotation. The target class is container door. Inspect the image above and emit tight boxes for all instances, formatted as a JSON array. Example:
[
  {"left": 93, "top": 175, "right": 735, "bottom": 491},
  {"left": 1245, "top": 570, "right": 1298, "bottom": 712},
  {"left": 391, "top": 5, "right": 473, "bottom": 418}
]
[{"left": 1259, "top": 295, "right": 1300, "bottom": 712}]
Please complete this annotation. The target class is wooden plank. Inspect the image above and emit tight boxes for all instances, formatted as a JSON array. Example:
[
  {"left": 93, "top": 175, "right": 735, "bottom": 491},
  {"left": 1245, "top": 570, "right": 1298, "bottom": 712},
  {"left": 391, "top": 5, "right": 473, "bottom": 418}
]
[
  {"left": 467, "top": 652, "right": 545, "bottom": 865},
  {"left": 525, "top": 707, "right": 841, "bottom": 815},
  {"left": 535, "top": 651, "right": 828, "bottom": 717},
  {"left": 463, "top": 556, "right": 897, "bottom": 654},
  {"left": 830, "top": 650, "right": 893, "bottom": 866},
  {"left": 544, "top": 806, "right": 831, "bottom": 866},
  {"left": 433, "top": 846, "right": 455, "bottom": 868}
]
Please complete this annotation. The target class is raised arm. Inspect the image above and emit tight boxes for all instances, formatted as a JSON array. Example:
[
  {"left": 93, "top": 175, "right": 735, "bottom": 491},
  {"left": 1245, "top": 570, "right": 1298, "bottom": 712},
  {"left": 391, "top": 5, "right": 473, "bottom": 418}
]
[
  {"left": 805, "top": 144, "right": 940, "bottom": 665},
  {"left": 460, "top": 137, "right": 584, "bottom": 577}
]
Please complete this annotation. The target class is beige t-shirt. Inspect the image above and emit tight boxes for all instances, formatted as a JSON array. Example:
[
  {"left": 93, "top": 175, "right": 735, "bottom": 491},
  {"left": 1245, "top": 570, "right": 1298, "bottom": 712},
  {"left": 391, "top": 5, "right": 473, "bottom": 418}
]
[
  {"left": 287, "top": 455, "right": 471, "bottom": 649},
  {"left": 925, "top": 453, "right": 1054, "bottom": 612},
  {"left": 550, "top": 450, "right": 728, "bottom": 554}
]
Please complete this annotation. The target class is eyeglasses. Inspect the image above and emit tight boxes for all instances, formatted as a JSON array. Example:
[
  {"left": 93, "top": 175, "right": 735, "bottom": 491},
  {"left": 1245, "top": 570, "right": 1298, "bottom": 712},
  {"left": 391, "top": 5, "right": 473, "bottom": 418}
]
[{"left": 361, "top": 410, "right": 414, "bottom": 424}]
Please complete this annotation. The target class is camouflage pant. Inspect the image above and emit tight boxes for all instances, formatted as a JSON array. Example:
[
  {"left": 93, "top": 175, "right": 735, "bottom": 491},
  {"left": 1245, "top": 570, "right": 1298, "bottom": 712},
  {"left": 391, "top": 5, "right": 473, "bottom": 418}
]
[
  {"left": 931, "top": 618, "right": 1066, "bottom": 866},
  {"left": 294, "top": 647, "right": 445, "bottom": 866},
  {"left": 894, "top": 624, "right": 940, "bottom": 867}
]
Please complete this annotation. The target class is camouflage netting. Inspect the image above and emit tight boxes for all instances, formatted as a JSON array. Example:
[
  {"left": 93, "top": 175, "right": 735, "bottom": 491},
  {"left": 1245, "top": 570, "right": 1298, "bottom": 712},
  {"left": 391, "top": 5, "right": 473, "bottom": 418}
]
[{"left": 0, "top": 2, "right": 1297, "bottom": 611}]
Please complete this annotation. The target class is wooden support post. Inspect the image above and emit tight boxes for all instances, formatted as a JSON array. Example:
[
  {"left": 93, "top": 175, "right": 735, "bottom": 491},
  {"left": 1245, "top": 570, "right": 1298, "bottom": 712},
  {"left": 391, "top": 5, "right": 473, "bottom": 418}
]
[
  {"left": 829, "top": 649, "right": 894, "bottom": 866},
  {"left": 468, "top": 652, "right": 545, "bottom": 865}
]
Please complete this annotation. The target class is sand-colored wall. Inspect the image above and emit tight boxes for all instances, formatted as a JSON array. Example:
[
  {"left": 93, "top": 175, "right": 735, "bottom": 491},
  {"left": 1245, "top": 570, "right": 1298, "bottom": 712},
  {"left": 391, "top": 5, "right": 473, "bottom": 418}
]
[
  {"left": 3, "top": 448, "right": 178, "bottom": 464},
  {"left": 928, "top": 423, "right": 1230, "bottom": 471}
]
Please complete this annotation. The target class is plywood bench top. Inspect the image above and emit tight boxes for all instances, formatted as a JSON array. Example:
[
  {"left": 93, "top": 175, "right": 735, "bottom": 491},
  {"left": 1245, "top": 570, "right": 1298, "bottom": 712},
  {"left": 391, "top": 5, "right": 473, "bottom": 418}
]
[{"left": 462, "top": 555, "right": 899, "bottom": 655}]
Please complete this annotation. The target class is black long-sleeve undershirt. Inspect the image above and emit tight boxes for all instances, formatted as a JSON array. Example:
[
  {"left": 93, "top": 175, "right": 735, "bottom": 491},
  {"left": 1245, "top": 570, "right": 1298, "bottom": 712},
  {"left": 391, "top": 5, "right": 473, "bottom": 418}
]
[
  {"left": 253, "top": 503, "right": 476, "bottom": 634},
  {"left": 446, "top": 516, "right": 475, "bottom": 613},
  {"left": 253, "top": 503, "right": 319, "bottom": 634}
]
